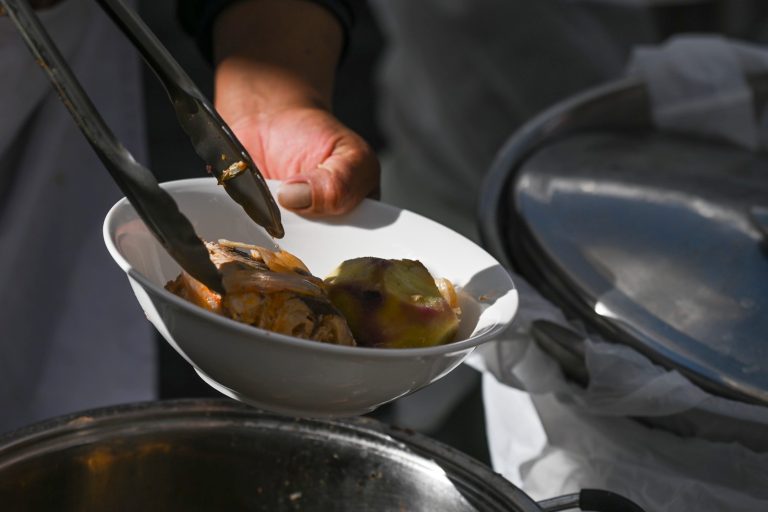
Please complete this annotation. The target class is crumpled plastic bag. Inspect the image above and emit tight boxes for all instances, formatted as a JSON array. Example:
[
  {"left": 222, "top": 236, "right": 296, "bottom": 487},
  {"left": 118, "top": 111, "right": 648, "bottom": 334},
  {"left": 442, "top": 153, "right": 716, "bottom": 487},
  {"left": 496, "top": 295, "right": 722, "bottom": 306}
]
[
  {"left": 468, "top": 272, "right": 766, "bottom": 427},
  {"left": 627, "top": 35, "right": 768, "bottom": 150},
  {"left": 467, "top": 272, "right": 768, "bottom": 511}
]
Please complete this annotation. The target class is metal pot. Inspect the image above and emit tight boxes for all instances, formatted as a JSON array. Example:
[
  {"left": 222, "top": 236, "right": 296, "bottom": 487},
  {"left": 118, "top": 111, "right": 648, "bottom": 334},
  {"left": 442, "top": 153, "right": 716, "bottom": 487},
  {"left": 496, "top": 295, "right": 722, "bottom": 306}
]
[
  {"left": 478, "top": 74, "right": 768, "bottom": 451},
  {"left": 0, "top": 400, "right": 641, "bottom": 511}
]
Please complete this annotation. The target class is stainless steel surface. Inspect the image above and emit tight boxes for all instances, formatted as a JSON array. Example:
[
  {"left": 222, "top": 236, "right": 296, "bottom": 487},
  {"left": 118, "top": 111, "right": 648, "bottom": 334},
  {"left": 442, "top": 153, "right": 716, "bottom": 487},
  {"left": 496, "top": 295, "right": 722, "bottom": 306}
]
[
  {"left": 479, "top": 74, "right": 768, "bottom": 408},
  {"left": 516, "top": 132, "right": 768, "bottom": 405},
  {"left": 0, "top": 0, "right": 223, "bottom": 293},
  {"left": 96, "top": 0, "right": 284, "bottom": 239},
  {"left": 537, "top": 493, "right": 581, "bottom": 512},
  {"left": 478, "top": 77, "right": 653, "bottom": 272},
  {"left": 479, "top": 73, "right": 768, "bottom": 271},
  {"left": 0, "top": 400, "right": 543, "bottom": 511},
  {"left": 538, "top": 490, "right": 646, "bottom": 512}
]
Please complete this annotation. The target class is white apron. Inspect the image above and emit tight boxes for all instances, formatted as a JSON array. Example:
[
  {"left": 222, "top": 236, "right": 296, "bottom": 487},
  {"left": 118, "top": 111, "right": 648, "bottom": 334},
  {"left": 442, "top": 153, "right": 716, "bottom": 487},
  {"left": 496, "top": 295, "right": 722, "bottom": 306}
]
[{"left": 0, "top": 0, "right": 154, "bottom": 433}]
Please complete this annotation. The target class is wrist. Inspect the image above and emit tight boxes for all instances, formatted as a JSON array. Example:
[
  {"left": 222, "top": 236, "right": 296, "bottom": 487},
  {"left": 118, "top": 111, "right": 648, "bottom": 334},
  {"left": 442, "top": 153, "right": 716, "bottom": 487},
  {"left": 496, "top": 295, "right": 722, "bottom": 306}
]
[
  {"left": 214, "top": 57, "right": 330, "bottom": 129},
  {"left": 212, "top": 0, "right": 342, "bottom": 125}
]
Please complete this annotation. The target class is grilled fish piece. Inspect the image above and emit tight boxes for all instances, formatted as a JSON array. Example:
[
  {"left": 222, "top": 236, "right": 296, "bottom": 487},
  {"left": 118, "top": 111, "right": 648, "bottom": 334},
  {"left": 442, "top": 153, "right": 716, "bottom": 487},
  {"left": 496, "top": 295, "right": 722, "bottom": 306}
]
[{"left": 165, "top": 240, "right": 355, "bottom": 346}]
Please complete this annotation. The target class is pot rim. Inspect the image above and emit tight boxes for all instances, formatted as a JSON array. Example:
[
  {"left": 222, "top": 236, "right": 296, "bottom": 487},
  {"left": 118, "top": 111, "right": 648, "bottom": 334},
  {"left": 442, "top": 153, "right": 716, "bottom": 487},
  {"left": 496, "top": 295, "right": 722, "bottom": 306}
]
[{"left": 0, "top": 399, "right": 542, "bottom": 512}]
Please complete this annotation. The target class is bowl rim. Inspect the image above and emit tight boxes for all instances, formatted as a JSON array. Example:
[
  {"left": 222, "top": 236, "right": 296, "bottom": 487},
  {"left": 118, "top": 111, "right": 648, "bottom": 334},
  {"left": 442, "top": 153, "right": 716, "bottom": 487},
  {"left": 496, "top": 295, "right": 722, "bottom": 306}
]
[{"left": 103, "top": 178, "right": 518, "bottom": 359}]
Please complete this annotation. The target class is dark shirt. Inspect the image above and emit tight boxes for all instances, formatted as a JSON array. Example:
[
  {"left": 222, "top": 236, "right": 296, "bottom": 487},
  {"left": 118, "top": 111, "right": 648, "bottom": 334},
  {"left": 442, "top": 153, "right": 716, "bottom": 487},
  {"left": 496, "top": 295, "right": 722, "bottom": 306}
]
[{"left": 178, "top": 0, "right": 354, "bottom": 62}]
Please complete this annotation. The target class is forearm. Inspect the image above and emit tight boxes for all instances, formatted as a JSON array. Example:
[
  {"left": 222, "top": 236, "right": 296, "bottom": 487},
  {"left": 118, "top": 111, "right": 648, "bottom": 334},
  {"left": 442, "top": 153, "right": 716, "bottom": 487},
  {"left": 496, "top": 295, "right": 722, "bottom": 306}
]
[{"left": 213, "top": 0, "right": 344, "bottom": 127}]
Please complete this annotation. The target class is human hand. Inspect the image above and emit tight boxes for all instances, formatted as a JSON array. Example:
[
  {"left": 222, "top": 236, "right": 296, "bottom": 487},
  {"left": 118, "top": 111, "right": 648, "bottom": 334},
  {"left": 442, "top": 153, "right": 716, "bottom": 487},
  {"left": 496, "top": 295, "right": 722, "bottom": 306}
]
[
  {"left": 213, "top": 0, "right": 379, "bottom": 217},
  {"left": 226, "top": 105, "right": 380, "bottom": 216}
]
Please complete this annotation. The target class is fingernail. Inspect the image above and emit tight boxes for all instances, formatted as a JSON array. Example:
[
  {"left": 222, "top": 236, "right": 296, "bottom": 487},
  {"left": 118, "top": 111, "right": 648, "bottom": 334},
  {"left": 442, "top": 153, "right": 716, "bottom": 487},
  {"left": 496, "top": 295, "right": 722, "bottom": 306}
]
[{"left": 278, "top": 181, "right": 312, "bottom": 209}]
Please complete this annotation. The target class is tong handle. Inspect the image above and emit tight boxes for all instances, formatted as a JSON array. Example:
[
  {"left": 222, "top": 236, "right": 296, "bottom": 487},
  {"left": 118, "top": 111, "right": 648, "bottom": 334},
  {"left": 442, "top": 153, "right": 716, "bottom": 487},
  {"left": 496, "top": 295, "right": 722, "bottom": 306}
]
[
  {"left": 95, "top": 0, "right": 199, "bottom": 102},
  {"left": 1, "top": 0, "right": 223, "bottom": 292},
  {"left": 95, "top": 0, "right": 284, "bottom": 239}
]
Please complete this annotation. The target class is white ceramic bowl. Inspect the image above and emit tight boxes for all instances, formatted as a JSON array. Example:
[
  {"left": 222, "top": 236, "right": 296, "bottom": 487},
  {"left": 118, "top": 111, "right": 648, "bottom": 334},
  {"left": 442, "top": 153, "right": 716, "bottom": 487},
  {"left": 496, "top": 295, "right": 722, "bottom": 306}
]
[{"left": 104, "top": 178, "right": 517, "bottom": 417}]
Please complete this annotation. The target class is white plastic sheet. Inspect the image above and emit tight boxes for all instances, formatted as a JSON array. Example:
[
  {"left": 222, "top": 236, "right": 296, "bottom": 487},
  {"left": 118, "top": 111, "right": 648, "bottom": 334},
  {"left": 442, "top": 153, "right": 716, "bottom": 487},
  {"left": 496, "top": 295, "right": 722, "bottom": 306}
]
[
  {"left": 627, "top": 35, "right": 768, "bottom": 150},
  {"left": 468, "top": 272, "right": 768, "bottom": 511}
]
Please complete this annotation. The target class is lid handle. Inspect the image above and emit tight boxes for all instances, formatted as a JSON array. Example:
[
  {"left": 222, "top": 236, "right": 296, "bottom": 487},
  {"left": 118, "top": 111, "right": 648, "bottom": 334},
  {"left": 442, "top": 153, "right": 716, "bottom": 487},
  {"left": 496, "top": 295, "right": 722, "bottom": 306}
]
[{"left": 537, "top": 489, "right": 646, "bottom": 512}]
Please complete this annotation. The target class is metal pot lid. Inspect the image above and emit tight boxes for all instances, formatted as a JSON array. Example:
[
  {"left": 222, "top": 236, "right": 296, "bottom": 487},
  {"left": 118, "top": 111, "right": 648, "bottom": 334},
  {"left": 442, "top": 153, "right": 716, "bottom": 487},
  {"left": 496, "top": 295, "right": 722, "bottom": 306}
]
[{"left": 511, "top": 130, "right": 768, "bottom": 405}]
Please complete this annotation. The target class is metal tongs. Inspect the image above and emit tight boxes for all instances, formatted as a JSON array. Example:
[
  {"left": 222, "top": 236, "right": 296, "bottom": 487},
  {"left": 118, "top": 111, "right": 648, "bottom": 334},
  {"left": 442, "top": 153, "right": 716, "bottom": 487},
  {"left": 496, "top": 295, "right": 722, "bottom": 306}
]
[{"left": 1, "top": 0, "right": 285, "bottom": 294}]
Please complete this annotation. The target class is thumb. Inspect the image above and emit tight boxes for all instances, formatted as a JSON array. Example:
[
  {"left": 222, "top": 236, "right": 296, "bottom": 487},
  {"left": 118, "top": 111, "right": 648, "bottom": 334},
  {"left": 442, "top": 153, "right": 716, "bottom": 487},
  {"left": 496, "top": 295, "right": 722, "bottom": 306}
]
[{"left": 277, "top": 135, "right": 380, "bottom": 216}]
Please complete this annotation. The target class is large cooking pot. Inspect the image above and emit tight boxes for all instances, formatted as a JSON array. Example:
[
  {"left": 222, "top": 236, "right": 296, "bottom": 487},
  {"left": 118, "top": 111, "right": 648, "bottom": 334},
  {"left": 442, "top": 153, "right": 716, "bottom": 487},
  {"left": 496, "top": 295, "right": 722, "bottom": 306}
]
[
  {"left": 478, "top": 74, "right": 768, "bottom": 450},
  {"left": 0, "top": 400, "right": 641, "bottom": 511}
]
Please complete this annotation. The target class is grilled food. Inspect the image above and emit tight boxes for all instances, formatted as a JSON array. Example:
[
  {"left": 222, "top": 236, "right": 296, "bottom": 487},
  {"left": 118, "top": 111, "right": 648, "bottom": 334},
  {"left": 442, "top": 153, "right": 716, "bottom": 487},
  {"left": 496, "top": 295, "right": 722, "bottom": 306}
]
[
  {"left": 324, "top": 257, "right": 461, "bottom": 348},
  {"left": 167, "top": 241, "right": 462, "bottom": 349},
  {"left": 165, "top": 240, "right": 355, "bottom": 346}
]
